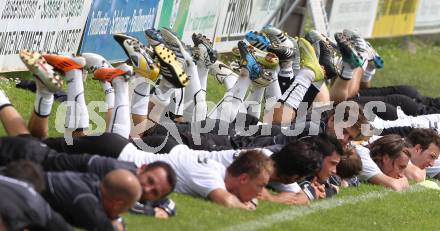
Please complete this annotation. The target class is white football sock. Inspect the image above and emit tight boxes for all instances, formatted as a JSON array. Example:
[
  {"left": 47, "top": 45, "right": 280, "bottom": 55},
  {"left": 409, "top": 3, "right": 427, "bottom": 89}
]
[
  {"left": 131, "top": 73, "right": 150, "bottom": 116},
  {"left": 264, "top": 77, "right": 282, "bottom": 115},
  {"left": 168, "top": 88, "right": 184, "bottom": 117},
  {"left": 34, "top": 83, "right": 54, "bottom": 117},
  {"left": 340, "top": 61, "right": 354, "bottom": 80},
  {"left": 65, "top": 69, "right": 89, "bottom": 131},
  {"left": 362, "top": 66, "right": 376, "bottom": 83},
  {"left": 109, "top": 76, "right": 131, "bottom": 138},
  {"left": 245, "top": 86, "right": 264, "bottom": 119},
  {"left": 208, "top": 71, "right": 251, "bottom": 121},
  {"left": 150, "top": 78, "right": 174, "bottom": 109},
  {"left": 277, "top": 68, "right": 314, "bottom": 110},
  {"left": 0, "top": 89, "right": 11, "bottom": 110},
  {"left": 184, "top": 63, "right": 206, "bottom": 122},
  {"left": 102, "top": 81, "right": 114, "bottom": 109}
]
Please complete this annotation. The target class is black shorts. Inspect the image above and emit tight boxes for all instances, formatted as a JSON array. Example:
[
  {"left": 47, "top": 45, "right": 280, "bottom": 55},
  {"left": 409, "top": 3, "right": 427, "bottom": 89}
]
[
  {"left": 0, "top": 135, "right": 96, "bottom": 174},
  {"left": 43, "top": 133, "right": 130, "bottom": 158},
  {"left": 140, "top": 132, "right": 233, "bottom": 153},
  {"left": 0, "top": 135, "right": 57, "bottom": 166}
]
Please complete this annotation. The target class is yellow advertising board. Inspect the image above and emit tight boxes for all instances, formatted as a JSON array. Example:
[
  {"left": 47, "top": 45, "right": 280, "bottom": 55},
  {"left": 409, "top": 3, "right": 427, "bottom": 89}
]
[{"left": 372, "top": 0, "right": 420, "bottom": 37}]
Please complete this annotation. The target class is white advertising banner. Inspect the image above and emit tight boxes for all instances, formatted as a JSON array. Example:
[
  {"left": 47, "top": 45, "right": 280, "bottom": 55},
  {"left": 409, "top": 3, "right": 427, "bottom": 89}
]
[
  {"left": 214, "top": 0, "right": 283, "bottom": 53},
  {"left": 0, "top": 0, "right": 92, "bottom": 72},
  {"left": 414, "top": 0, "right": 440, "bottom": 34},
  {"left": 180, "top": 0, "right": 223, "bottom": 45},
  {"left": 328, "top": 0, "right": 378, "bottom": 38}
]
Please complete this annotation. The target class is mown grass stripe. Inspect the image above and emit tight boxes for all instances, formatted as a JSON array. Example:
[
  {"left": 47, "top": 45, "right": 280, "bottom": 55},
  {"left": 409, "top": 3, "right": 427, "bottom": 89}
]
[{"left": 219, "top": 186, "right": 428, "bottom": 231}]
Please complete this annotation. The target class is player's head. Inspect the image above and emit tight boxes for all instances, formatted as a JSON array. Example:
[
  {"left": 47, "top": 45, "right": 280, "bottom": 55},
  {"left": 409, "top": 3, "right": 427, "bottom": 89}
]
[
  {"left": 337, "top": 146, "right": 363, "bottom": 179},
  {"left": 100, "top": 169, "right": 142, "bottom": 219},
  {"left": 312, "top": 134, "right": 343, "bottom": 181},
  {"left": 405, "top": 128, "right": 440, "bottom": 169},
  {"left": 271, "top": 138, "right": 322, "bottom": 184},
  {"left": 326, "top": 103, "right": 370, "bottom": 146},
  {"left": 370, "top": 135, "right": 412, "bottom": 179},
  {"left": 3, "top": 160, "right": 45, "bottom": 193},
  {"left": 137, "top": 161, "right": 176, "bottom": 202},
  {"left": 226, "top": 150, "right": 274, "bottom": 202}
]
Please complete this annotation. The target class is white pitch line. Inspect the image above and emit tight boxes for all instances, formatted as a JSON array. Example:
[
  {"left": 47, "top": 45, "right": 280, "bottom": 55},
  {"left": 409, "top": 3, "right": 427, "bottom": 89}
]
[{"left": 218, "top": 186, "right": 428, "bottom": 231}]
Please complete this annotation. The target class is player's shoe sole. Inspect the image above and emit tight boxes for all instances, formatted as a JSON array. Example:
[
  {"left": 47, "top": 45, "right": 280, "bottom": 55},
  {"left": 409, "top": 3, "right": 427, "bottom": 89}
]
[
  {"left": 154, "top": 44, "right": 189, "bottom": 88},
  {"left": 19, "top": 49, "right": 63, "bottom": 92},
  {"left": 249, "top": 45, "right": 279, "bottom": 69},
  {"left": 245, "top": 31, "right": 271, "bottom": 51},
  {"left": 237, "top": 41, "right": 262, "bottom": 80},
  {"left": 113, "top": 33, "right": 160, "bottom": 82},
  {"left": 334, "top": 33, "right": 363, "bottom": 68},
  {"left": 192, "top": 33, "right": 217, "bottom": 66}
]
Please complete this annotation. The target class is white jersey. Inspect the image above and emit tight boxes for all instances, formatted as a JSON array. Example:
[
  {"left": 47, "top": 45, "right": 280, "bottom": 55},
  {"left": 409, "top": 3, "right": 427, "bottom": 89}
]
[
  {"left": 355, "top": 145, "right": 383, "bottom": 181},
  {"left": 196, "top": 147, "right": 302, "bottom": 193},
  {"left": 118, "top": 144, "right": 226, "bottom": 198}
]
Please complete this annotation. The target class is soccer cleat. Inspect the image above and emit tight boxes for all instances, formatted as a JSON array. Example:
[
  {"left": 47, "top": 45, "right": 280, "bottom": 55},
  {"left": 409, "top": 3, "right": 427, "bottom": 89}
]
[
  {"left": 93, "top": 67, "right": 128, "bottom": 82},
  {"left": 248, "top": 45, "right": 279, "bottom": 69},
  {"left": 144, "top": 29, "right": 165, "bottom": 47},
  {"left": 261, "top": 25, "right": 293, "bottom": 48},
  {"left": 113, "top": 33, "right": 160, "bottom": 82},
  {"left": 342, "top": 29, "right": 369, "bottom": 65},
  {"left": 192, "top": 33, "right": 217, "bottom": 68},
  {"left": 334, "top": 32, "right": 363, "bottom": 68},
  {"left": 208, "top": 61, "right": 238, "bottom": 84},
  {"left": 267, "top": 44, "right": 295, "bottom": 62},
  {"left": 305, "top": 31, "right": 341, "bottom": 79},
  {"left": 365, "top": 41, "right": 384, "bottom": 69},
  {"left": 245, "top": 31, "right": 271, "bottom": 51},
  {"left": 81, "top": 53, "right": 112, "bottom": 73},
  {"left": 154, "top": 44, "right": 189, "bottom": 88},
  {"left": 237, "top": 41, "right": 262, "bottom": 80},
  {"left": 19, "top": 49, "right": 63, "bottom": 92},
  {"left": 233, "top": 45, "right": 279, "bottom": 69},
  {"left": 159, "top": 28, "right": 193, "bottom": 69},
  {"left": 42, "top": 53, "right": 85, "bottom": 73},
  {"left": 298, "top": 38, "right": 324, "bottom": 82}
]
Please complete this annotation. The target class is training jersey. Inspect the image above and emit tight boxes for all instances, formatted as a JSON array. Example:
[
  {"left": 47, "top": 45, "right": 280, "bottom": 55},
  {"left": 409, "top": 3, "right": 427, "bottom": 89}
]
[
  {"left": 185, "top": 144, "right": 302, "bottom": 193},
  {"left": 355, "top": 145, "right": 383, "bottom": 181},
  {"left": 0, "top": 175, "right": 72, "bottom": 231},
  {"left": 42, "top": 171, "right": 114, "bottom": 231},
  {"left": 119, "top": 143, "right": 227, "bottom": 198}
]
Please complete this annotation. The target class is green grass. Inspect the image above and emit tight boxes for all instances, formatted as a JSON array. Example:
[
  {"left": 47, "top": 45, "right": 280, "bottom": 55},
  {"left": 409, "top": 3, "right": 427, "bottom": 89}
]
[{"left": 1, "top": 37, "right": 440, "bottom": 230}]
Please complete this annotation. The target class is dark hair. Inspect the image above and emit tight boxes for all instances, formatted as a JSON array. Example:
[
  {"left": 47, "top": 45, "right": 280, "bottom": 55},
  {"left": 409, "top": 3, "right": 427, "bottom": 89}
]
[
  {"left": 337, "top": 147, "right": 362, "bottom": 178},
  {"left": 312, "top": 133, "right": 344, "bottom": 158},
  {"left": 406, "top": 128, "right": 440, "bottom": 150},
  {"left": 3, "top": 160, "right": 45, "bottom": 193},
  {"left": 272, "top": 139, "right": 322, "bottom": 178},
  {"left": 370, "top": 135, "right": 412, "bottom": 163},
  {"left": 227, "top": 149, "right": 274, "bottom": 178},
  {"left": 327, "top": 102, "right": 371, "bottom": 140},
  {"left": 142, "top": 161, "right": 177, "bottom": 192}
]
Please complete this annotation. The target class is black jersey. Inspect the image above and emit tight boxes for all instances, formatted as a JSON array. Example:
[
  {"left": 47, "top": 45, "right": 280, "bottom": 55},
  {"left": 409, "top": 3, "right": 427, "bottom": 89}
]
[
  {"left": 0, "top": 175, "right": 72, "bottom": 231},
  {"left": 42, "top": 172, "right": 114, "bottom": 231}
]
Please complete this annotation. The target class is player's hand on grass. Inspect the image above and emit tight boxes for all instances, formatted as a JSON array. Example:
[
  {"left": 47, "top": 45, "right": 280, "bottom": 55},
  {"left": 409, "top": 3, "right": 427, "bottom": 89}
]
[{"left": 312, "top": 182, "right": 326, "bottom": 199}]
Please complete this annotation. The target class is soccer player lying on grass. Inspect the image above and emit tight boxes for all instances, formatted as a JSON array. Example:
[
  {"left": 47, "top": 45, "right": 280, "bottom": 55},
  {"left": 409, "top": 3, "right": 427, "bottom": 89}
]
[
  {"left": 0, "top": 90, "right": 177, "bottom": 219},
  {"left": 360, "top": 129, "right": 440, "bottom": 182},
  {"left": 15, "top": 50, "right": 327, "bottom": 207},
  {"left": 6, "top": 51, "right": 275, "bottom": 210},
  {"left": 403, "top": 128, "right": 440, "bottom": 181},
  {"left": 0, "top": 160, "right": 73, "bottom": 231},
  {"left": 2, "top": 158, "right": 141, "bottom": 231},
  {"left": 355, "top": 134, "right": 412, "bottom": 191}
]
